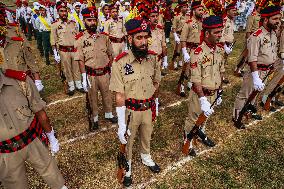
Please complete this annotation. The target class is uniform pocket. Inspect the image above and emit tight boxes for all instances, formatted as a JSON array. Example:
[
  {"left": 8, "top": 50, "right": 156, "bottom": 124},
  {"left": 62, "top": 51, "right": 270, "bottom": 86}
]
[{"left": 15, "top": 105, "right": 33, "bottom": 120}]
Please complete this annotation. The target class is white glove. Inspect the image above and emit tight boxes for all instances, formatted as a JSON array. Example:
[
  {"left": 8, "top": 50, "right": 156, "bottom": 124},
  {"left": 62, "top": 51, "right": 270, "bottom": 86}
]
[
  {"left": 46, "top": 129, "right": 60, "bottom": 155},
  {"left": 116, "top": 106, "right": 131, "bottom": 144},
  {"left": 53, "top": 49, "right": 60, "bottom": 63},
  {"left": 155, "top": 98, "right": 159, "bottom": 116},
  {"left": 199, "top": 96, "right": 214, "bottom": 117},
  {"left": 34, "top": 80, "right": 44, "bottom": 92},
  {"left": 252, "top": 71, "right": 265, "bottom": 91},
  {"left": 224, "top": 44, "right": 232, "bottom": 55},
  {"left": 182, "top": 47, "right": 190, "bottom": 63},
  {"left": 81, "top": 73, "right": 88, "bottom": 92},
  {"left": 216, "top": 90, "right": 223, "bottom": 106},
  {"left": 173, "top": 32, "right": 180, "bottom": 44},
  {"left": 162, "top": 56, "right": 168, "bottom": 69}
]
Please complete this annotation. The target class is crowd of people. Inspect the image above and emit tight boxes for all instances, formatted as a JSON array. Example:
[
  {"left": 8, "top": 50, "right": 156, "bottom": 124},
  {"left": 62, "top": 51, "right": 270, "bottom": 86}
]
[{"left": 0, "top": 0, "right": 283, "bottom": 188}]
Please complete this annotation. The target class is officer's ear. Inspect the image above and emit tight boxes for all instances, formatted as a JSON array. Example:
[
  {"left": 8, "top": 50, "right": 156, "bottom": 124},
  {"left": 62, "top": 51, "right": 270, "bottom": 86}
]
[
  {"left": 127, "top": 35, "right": 133, "bottom": 45},
  {"left": 204, "top": 30, "right": 210, "bottom": 38}
]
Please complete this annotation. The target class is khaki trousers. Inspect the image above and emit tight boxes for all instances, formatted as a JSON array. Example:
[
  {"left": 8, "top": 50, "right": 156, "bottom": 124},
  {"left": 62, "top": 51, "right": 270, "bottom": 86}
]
[
  {"left": 59, "top": 51, "right": 81, "bottom": 83},
  {"left": 88, "top": 74, "right": 113, "bottom": 117},
  {"left": 126, "top": 109, "right": 153, "bottom": 160},
  {"left": 184, "top": 91, "right": 216, "bottom": 133},
  {"left": 0, "top": 138, "right": 65, "bottom": 189},
  {"left": 111, "top": 42, "right": 125, "bottom": 58}
]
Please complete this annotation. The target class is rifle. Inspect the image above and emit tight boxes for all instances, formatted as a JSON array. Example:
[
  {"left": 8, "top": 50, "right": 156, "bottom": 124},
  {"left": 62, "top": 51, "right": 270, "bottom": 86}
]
[
  {"left": 57, "top": 61, "right": 68, "bottom": 93},
  {"left": 264, "top": 75, "right": 284, "bottom": 111},
  {"left": 86, "top": 92, "right": 93, "bottom": 129},
  {"left": 117, "top": 112, "right": 131, "bottom": 183},
  {"left": 182, "top": 90, "right": 223, "bottom": 155},
  {"left": 234, "top": 68, "right": 273, "bottom": 128},
  {"left": 176, "top": 68, "right": 188, "bottom": 95}
]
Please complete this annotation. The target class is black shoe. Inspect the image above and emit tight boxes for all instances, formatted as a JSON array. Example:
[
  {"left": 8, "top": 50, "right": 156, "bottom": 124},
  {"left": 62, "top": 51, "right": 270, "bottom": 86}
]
[
  {"left": 77, "top": 88, "right": 86, "bottom": 93},
  {"left": 145, "top": 163, "right": 160, "bottom": 173},
  {"left": 67, "top": 90, "right": 75, "bottom": 96},
  {"left": 274, "top": 100, "right": 284, "bottom": 107},
  {"left": 180, "top": 92, "right": 186, "bottom": 97},
  {"left": 188, "top": 148, "right": 197, "bottom": 156},
  {"left": 105, "top": 116, "right": 118, "bottom": 124},
  {"left": 247, "top": 104, "right": 257, "bottom": 113},
  {"left": 222, "top": 78, "right": 230, "bottom": 84},
  {"left": 89, "top": 121, "right": 99, "bottom": 132},
  {"left": 123, "top": 176, "right": 132, "bottom": 187},
  {"left": 197, "top": 129, "right": 215, "bottom": 147},
  {"left": 233, "top": 119, "right": 246, "bottom": 129},
  {"left": 161, "top": 71, "right": 167, "bottom": 76},
  {"left": 251, "top": 113, "right": 262, "bottom": 120}
]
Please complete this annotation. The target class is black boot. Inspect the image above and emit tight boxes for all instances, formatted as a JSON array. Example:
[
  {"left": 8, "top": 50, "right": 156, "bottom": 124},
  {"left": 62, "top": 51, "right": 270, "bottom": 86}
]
[
  {"left": 197, "top": 129, "right": 215, "bottom": 147},
  {"left": 89, "top": 121, "right": 99, "bottom": 132},
  {"left": 232, "top": 118, "right": 246, "bottom": 129},
  {"left": 274, "top": 100, "right": 284, "bottom": 107},
  {"left": 67, "top": 90, "right": 75, "bottom": 96},
  {"left": 145, "top": 163, "right": 161, "bottom": 173},
  {"left": 251, "top": 113, "right": 262, "bottom": 120},
  {"left": 105, "top": 116, "right": 118, "bottom": 124},
  {"left": 188, "top": 148, "right": 197, "bottom": 156},
  {"left": 123, "top": 176, "right": 132, "bottom": 187}
]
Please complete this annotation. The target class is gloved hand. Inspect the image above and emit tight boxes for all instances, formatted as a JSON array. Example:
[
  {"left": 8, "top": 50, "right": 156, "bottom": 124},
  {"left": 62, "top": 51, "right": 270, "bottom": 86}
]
[
  {"left": 34, "top": 80, "right": 44, "bottom": 92},
  {"left": 216, "top": 90, "right": 223, "bottom": 106},
  {"left": 155, "top": 98, "right": 159, "bottom": 116},
  {"left": 182, "top": 47, "right": 190, "bottom": 63},
  {"left": 81, "top": 73, "right": 88, "bottom": 92},
  {"left": 224, "top": 44, "right": 232, "bottom": 55},
  {"left": 162, "top": 56, "right": 168, "bottom": 69},
  {"left": 199, "top": 96, "right": 214, "bottom": 117},
  {"left": 46, "top": 129, "right": 60, "bottom": 155},
  {"left": 53, "top": 49, "right": 60, "bottom": 63},
  {"left": 116, "top": 106, "right": 131, "bottom": 144},
  {"left": 173, "top": 32, "right": 180, "bottom": 44},
  {"left": 252, "top": 71, "right": 265, "bottom": 91}
]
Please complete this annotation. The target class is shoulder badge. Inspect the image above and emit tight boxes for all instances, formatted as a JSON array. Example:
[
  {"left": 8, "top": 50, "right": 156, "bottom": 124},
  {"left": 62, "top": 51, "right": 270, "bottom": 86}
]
[
  {"left": 148, "top": 50, "right": 158, "bottom": 55},
  {"left": 11, "top": 37, "right": 24, "bottom": 41},
  {"left": 4, "top": 69, "right": 27, "bottom": 81},
  {"left": 194, "top": 46, "right": 203, "bottom": 55},
  {"left": 253, "top": 29, "right": 262, "bottom": 37},
  {"left": 75, "top": 32, "right": 84, "bottom": 40},
  {"left": 157, "top": 24, "right": 164, "bottom": 29},
  {"left": 114, "top": 51, "right": 128, "bottom": 62},
  {"left": 186, "top": 19, "right": 193, "bottom": 24}
]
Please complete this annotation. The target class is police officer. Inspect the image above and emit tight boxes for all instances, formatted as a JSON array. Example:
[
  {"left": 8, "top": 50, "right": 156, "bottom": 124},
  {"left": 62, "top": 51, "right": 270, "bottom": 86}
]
[
  {"left": 51, "top": 1, "right": 84, "bottom": 95},
  {"left": 109, "top": 18, "right": 161, "bottom": 187},
  {"left": 71, "top": 2, "right": 85, "bottom": 32},
  {"left": 177, "top": 0, "right": 204, "bottom": 97},
  {"left": 171, "top": 0, "right": 189, "bottom": 70},
  {"left": 163, "top": 0, "right": 173, "bottom": 43},
  {"left": 183, "top": 15, "right": 225, "bottom": 156},
  {"left": 98, "top": 3, "right": 110, "bottom": 32},
  {"left": 74, "top": 7, "right": 118, "bottom": 131},
  {"left": 0, "top": 7, "right": 67, "bottom": 188},
  {"left": 232, "top": 5, "right": 281, "bottom": 128},
  {"left": 104, "top": 4, "right": 126, "bottom": 57}
]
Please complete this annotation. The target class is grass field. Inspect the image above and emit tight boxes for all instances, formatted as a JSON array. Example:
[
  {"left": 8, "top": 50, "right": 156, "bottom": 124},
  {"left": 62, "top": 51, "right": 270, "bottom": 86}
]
[{"left": 0, "top": 24, "right": 284, "bottom": 189}]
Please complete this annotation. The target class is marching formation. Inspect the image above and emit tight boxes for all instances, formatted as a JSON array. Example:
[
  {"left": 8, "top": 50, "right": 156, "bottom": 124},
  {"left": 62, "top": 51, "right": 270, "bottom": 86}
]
[{"left": 0, "top": 0, "right": 283, "bottom": 188}]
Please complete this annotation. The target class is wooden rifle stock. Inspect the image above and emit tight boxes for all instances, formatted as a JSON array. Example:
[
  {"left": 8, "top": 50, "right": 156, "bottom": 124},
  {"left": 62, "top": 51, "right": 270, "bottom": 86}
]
[{"left": 264, "top": 75, "right": 284, "bottom": 111}]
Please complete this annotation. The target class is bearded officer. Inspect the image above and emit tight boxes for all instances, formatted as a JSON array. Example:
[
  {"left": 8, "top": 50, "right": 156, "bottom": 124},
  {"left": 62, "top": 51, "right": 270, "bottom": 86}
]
[
  {"left": 74, "top": 7, "right": 118, "bottom": 131},
  {"left": 109, "top": 18, "right": 161, "bottom": 187},
  {"left": 183, "top": 15, "right": 225, "bottom": 156}
]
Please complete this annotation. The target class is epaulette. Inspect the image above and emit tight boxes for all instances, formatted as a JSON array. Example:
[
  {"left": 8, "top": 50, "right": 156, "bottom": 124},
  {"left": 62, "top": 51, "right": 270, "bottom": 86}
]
[
  {"left": 253, "top": 29, "right": 262, "bottom": 37},
  {"left": 186, "top": 19, "right": 193, "bottom": 24},
  {"left": 148, "top": 50, "right": 158, "bottom": 55},
  {"left": 11, "top": 36, "right": 24, "bottom": 41},
  {"left": 114, "top": 51, "right": 128, "bottom": 62},
  {"left": 194, "top": 46, "right": 203, "bottom": 55},
  {"left": 75, "top": 32, "right": 84, "bottom": 40},
  {"left": 8, "top": 23, "right": 18, "bottom": 27},
  {"left": 4, "top": 69, "right": 27, "bottom": 81},
  {"left": 157, "top": 24, "right": 164, "bottom": 29}
]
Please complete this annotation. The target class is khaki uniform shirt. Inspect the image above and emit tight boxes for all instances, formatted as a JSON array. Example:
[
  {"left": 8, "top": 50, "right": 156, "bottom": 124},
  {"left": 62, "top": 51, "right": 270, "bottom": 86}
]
[
  {"left": 247, "top": 26, "right": 278, "bottom": 65},
  {"left": 0, "top": 37, "right": 39, "bottom": 73},
  {"left": 74, "top": 31, "right": 113, "bottom": 68},
  {"left": 104, "top": 17, "right": 126, "bottom": 38},
  {"left": 148, "top": 26, "right": 166, "bottom": 55},
  {"left": 109, "top": 51, "right": 161, "bottom": 99},
  {"left": 190, "top": 42, "right": 225, "bottom": 90},
  {"left": 180, "top": 16, "right": 202, "bottom": 44},
  {"left": 0, "top": 71, "right": 46, "bottom": 141},
  {"left": 220, "top": 16, "right": 235, "bottom": 43},
  {"left": 172, "top": 13, "right": 189, "bottom": 33},
  {"left": 246, "top": 12, "right": 261, "bottom": 34},
  {"left": 50, "top": 19, "right": 78, "bottom": 47}
]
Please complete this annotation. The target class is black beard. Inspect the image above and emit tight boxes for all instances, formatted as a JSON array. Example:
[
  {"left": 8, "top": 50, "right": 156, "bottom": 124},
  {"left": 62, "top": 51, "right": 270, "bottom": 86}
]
[
  {"left": 85, "top": 25, "right": 97, "bottom": 33},
  {"left": 131, "top": 44, "right": 148, "bottom": 60},
  {"left": 267, "top": 22, "right": 278, "bottom": 30}
]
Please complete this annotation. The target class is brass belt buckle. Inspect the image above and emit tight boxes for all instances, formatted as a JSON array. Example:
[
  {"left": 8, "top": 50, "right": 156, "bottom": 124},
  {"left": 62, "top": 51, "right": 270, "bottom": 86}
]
[
  {"left": 140, "top": 102, "right": 147, "bottom": 109},
  {"left": 96, "top": 70, "right": 104, "bottom": 75},
  {"left": 12, "top": 142, "right": 19, "bottom": 149}
]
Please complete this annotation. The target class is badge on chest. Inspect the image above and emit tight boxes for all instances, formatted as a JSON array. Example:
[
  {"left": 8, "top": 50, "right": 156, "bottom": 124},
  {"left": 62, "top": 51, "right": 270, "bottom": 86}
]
[
  {"left": 124, "top": 64, "right": 134, "bottom": 75},
  {"left": 83, "top": 40, "right": 92, "bottom": 48}
]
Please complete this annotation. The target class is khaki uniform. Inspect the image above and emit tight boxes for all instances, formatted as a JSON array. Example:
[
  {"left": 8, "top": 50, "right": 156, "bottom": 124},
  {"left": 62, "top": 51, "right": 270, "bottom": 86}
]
[
  {"left": 104, "top": 17, "right": 126, "bottom": 57},
  {"left": 148, "top": 25, "right": 166, "bottom": 58},
  {"left": 233, "top": 27, "right": 278, "bottom": 115},
  {"left": 184, "top": 42, "right": 225, "bottom": 132},
  {"left": 246, "top": 12, "right": 261, "bottom": 34},
  {"left": 109, "top": 51, "right": 161, "bottom": 160},
  {"left": 0, "top": 37, "right": 39, "bottom": 76},
  {"left": 220, "top": 16, "right": 235, "bottom": 44},
  {"left": 0, "top": 72, "right": 65, "bottom": 189},
  {"left": 74, "top": 31, "right": 113, "bottom": 117},
  {"left": 50, "top": 19, "right": 81, "bottom": 84}
]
